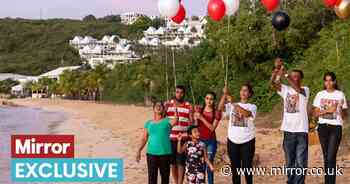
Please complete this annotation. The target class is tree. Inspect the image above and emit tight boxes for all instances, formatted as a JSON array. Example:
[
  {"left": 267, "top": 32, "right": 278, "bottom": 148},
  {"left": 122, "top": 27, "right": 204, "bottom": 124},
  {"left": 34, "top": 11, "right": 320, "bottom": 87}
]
[
  {"left": 151, "top": 17, "right": 166, "bottom": 28},
  {"left": 83, "top": 14, "right": 97, "bottom": 22},
  {"left": 101, "top": 15, "right": 121, "bottom": 23},
  {"left": 0, "top": 79, "right": 19, "bottom": 94},
  {"left": 129, "top": 16, "right": 153, "bottom": 39}
]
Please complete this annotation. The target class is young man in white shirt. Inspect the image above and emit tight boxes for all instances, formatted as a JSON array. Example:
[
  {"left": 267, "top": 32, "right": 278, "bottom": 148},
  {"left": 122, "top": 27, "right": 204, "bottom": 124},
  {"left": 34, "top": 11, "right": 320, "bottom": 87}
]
[{"left": 271, "top": 58, "right": 310, "bottom": 184}]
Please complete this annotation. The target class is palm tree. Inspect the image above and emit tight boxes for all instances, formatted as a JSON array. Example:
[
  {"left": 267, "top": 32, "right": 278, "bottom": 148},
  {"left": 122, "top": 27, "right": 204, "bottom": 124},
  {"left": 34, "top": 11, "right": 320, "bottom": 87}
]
[
  {"left": 37, "top": 77, "right": 56, "bottom": 97},
  {"left": 58, "top": 70, "right": 76, "bottom": 98}
]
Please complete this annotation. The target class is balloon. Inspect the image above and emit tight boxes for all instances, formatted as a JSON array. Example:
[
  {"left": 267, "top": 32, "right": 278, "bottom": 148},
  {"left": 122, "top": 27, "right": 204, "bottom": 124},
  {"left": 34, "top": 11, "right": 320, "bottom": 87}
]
[
  {"left": 171, "top": 4, "right": 186, "bottom": 24},
  {"left": 223, "top": 0, "right": 240, "bottom": 15},
  {"left": 208, "top": 0, "right": 226, "bottom": 21},
  {"left": 272, "top": 11, "right": 290, "bottom": 31},
  {"left": 335, "top": 0, "right": 350, "bottom": 19},
  {"left": 324, "top": 0, "right": 341, "bottom": 8},
  {"left": 158, "top": 0, "right": 180, "bottom": 17},
  {"left": 261, "top": 0, "right": 280, "bottom": 12}
]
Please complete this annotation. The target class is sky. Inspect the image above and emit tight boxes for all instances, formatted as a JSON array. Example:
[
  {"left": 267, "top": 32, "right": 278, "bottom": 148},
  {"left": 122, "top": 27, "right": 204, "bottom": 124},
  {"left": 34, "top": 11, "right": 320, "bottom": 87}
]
[{"left": 1, "top": 0, "right": 208, "bottom": 20}]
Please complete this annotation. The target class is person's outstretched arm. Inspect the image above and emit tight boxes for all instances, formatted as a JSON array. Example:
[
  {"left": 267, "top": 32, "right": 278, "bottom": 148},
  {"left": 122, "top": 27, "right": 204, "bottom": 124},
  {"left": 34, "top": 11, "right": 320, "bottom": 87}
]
[
  {"left": 340, "top": 99, "right": 348, "bottom": 121},
  {"left": 218, "top": 86, "right": 229, "bottom": 112},
  {"left": 177, "top": 134, "right": 186, "bottom": 154},
  {"left": 197, "top": 115, "right": 213, "bottom": 131},
  {"left": 136, "top": 129, "right": 148, "bottom": 162},
  {"left": 203, "top": 148, "right": 214, "bottom": 171}
]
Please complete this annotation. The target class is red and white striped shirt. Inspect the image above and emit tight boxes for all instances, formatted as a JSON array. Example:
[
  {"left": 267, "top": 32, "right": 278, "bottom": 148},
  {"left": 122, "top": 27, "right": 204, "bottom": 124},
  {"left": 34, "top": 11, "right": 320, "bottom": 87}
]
[{"left": 166, "top": 99, "right": 193, "bottom": 140}]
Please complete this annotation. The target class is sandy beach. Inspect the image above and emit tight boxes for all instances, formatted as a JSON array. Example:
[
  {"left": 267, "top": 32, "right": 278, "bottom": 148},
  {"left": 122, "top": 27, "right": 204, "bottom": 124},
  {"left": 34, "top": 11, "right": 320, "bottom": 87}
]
[{"left": 5, "top": 98, "right": 350, "bottom": 184}]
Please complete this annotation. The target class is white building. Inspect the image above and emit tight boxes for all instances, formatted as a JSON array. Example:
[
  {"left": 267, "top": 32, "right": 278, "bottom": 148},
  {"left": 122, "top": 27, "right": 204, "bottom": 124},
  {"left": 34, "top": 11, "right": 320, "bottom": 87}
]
[
  {"left": 138, "top": 16, "right": 207, "bottom": 49},
  {"left": 149, "top": 15, "right": 158, "bottom": 20},
  {"left": 121, "top": 12, "right": 144, "bottom": 25},
  {"left": 39, "top": 66, "right": 81, "bottom": 80},
  {"left": 70, "top": 35, "right": 141, "bottom": 68},
  {"left": 85, "top": 44, "right": 140, "bottom": 68},
  {"left": 9, "top": 66, "right": 81, "bottom": 97}
]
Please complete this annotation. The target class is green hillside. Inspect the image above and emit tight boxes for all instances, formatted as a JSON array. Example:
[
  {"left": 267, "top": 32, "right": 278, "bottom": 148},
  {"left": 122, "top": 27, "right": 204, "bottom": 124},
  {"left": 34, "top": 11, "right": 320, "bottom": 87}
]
[{"left": 0, "top": 16, "right": 160, "bottom": 75}]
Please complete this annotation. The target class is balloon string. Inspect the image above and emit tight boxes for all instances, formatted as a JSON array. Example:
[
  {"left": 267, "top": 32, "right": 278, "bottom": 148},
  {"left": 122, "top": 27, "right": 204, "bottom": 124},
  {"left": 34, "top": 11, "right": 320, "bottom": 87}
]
[
  {"left": 165, "top": 46, "right": 169, "bottom": 101},
  {"left": 336, "top": 41, "right": 340, "bottom": 66},
  {"left": 225, "top": 15, "right": 230, "bottom": 87},
  {"left": 172, "top": 48, "right": 177, "bottom": 90},
  {"left": 190, "top": 80, "right": 196, "bottom": 105}
]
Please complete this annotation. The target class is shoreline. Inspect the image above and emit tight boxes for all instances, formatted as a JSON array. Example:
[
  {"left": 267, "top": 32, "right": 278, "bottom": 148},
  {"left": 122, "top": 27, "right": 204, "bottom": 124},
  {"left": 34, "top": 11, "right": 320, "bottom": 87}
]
[
  {"left": 9, "top": 98, "right": 150, "bottom": 183},
  {"left": 6, "top": 98, "right": 350, "bottom": 184},
  {"left": 0, "top": 104, "right": 66, "bottom": 184}
]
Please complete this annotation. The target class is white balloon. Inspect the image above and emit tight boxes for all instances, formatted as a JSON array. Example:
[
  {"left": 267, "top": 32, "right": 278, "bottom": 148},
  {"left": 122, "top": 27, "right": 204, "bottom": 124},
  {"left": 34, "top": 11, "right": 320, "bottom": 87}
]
[
  {"left": 223, "top": 0, "right": 240, "bottom": 15},
  {"left": 158, "top": 0, "right": 180, "bottom": 17}
]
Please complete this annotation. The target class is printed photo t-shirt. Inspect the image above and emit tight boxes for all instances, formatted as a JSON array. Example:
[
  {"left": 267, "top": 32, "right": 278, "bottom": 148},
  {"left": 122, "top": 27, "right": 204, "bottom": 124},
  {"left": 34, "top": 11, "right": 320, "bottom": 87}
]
[
  {"left": 278, "top": 84, "right": 310, "bottom": 133},
  {"left": 313, "top": 90, "right": 348, "bottom": 126},
  {"left": 224, "top": 102, "right": 257, "bottom": 144}
]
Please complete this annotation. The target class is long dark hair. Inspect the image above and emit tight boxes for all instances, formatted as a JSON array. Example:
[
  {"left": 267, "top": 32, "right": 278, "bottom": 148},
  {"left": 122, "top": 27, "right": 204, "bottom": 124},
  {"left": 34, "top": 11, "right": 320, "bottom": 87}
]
[
  {"left": 201, "top": 91, "right": 217, "bottom": 122},
  {"left": 323, "top": 72, "right": 339, "bottom": 90}
]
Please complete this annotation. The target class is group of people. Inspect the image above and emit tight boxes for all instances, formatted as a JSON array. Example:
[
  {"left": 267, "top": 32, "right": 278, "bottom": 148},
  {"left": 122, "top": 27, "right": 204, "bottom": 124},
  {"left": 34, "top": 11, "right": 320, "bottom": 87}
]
[{"left": 136, "top": 57, "right": 348, "bottom": 184}]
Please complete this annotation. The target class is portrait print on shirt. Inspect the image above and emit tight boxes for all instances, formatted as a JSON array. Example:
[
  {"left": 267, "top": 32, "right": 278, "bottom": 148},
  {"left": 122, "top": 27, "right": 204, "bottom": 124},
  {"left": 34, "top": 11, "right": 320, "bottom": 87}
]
[
  {"left": 285, "top": 93, "right": 299, "bottom": 113},
  {"left": 320, "top": 99, "right": 339, "bottom": 120},
  {"left": 230, "top": 109, "right": 248, "bottom": 127}
]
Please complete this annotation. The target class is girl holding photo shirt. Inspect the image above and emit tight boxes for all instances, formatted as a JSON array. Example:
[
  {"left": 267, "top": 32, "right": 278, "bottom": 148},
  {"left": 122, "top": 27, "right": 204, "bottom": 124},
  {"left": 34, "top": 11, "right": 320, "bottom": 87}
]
[
  {"left": 218, "top": 84, "right": 257, "bottom": 184},
  {"left": 313, "top": 72, "right": 348, "bottom": 184}
]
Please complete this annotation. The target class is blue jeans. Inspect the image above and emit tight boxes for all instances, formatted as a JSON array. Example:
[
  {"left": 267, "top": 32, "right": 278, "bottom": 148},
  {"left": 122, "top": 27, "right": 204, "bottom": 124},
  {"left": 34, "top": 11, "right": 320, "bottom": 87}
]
[
  {"left": 283, "top": 131, "right": 308, "bottom": 184},
  {"left": 202, "top": 139, "right": 217, "bottom": 184}
]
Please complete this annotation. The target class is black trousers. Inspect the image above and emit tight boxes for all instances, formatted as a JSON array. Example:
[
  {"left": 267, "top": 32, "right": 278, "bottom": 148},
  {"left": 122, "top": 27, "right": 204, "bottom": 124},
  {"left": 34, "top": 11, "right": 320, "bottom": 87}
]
[
  {"left": 147, "top": 154, "right": 171, "bottom": 184},
  {"left": 318, "top": 124, "right": 342, "bottom": 184},
  {"left": 227, "top": 138, "right": 255, "bottom": 184}
]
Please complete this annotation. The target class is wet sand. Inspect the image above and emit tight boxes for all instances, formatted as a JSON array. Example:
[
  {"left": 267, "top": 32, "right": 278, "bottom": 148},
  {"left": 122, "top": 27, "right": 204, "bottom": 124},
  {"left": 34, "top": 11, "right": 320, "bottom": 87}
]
[{"left": 5, "top": 98, "right": 350, "bottom": 184}]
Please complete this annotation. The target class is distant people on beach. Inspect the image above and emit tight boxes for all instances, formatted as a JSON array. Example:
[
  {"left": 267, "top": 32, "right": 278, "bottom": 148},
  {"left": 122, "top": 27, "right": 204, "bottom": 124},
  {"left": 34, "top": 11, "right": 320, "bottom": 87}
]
[
  {"left": 313, "top": 72, "right": 348, "bottom": 184},
  {"left": 218, "top": 84, "right": 257, "bottom": 184}
]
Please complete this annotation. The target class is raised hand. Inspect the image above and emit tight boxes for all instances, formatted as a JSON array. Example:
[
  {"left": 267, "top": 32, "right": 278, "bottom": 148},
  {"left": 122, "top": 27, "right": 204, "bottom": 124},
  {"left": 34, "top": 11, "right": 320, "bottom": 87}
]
[
  {"left": 194, "top": 112, "right": 201, "bottom": 120},
  {"left": 274, "top": 58, "right": 283, "bottom": 70},
  {"left": 223, "top": 85, "right": 229, "bottom": 96}
]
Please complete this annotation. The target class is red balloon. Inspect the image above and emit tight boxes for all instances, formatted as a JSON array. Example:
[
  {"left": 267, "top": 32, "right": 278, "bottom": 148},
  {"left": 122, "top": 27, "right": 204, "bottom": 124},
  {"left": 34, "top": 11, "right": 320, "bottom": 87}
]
[
  {"left": 208, "top": 0, "right": 226, "bottom": 21},
  {"left": 323, "top": 0, "right": 341, "bottom": 8},
  {"left": 171, "top": 4, "right": 186, "bottom": 24},
  {"left": 261, "top": 0, "right": 280, "bottom": 12}
]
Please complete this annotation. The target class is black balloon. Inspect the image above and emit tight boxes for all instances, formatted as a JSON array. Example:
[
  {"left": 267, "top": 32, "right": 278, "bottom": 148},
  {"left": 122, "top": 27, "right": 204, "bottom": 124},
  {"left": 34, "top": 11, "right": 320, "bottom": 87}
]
[{"left": 272, "top": 11, "right": 290, "bottom": 31}]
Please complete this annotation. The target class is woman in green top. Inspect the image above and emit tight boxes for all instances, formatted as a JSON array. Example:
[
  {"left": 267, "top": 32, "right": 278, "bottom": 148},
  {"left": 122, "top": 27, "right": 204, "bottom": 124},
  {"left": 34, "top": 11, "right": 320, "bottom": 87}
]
[{"left": 136, "top": 101, "right": 178, "bottom": 184}]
